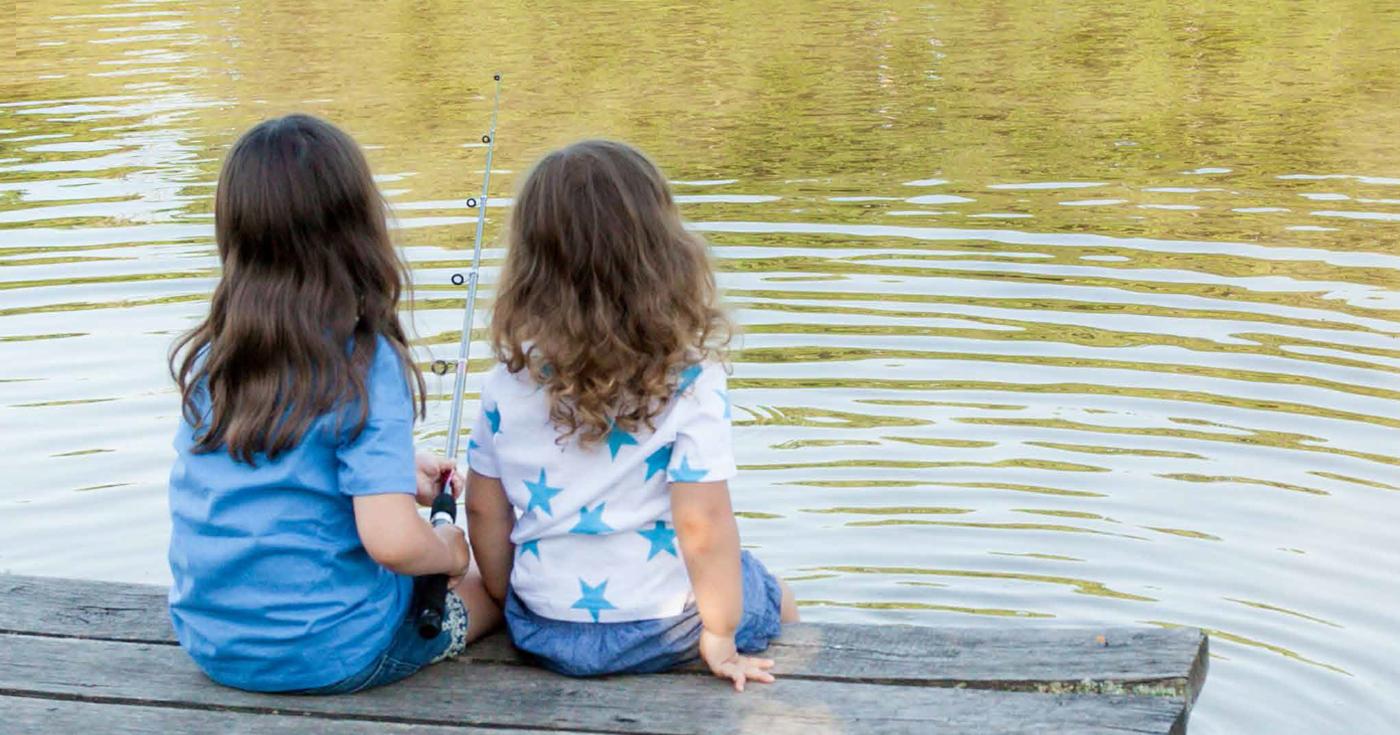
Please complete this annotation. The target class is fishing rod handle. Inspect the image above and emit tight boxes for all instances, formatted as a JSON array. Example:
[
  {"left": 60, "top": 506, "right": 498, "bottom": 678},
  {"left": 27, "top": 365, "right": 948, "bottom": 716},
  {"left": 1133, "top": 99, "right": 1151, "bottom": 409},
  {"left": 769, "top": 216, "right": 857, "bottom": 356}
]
[
  {"left": 429, "top": 482, "right": 459, "bottom": 526},
  {"left": 416, "top": 482, "right": 460, "bottom": 638},
  {"left": 414, "top": 573, "right": 449, "bottom": 639}
]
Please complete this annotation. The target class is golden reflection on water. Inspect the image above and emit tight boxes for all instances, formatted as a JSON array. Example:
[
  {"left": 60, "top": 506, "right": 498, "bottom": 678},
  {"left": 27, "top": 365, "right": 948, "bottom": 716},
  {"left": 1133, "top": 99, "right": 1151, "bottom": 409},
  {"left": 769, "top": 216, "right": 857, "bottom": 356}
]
[{"left": 4, "top": 1, "right": 1400, "bottom": 732}]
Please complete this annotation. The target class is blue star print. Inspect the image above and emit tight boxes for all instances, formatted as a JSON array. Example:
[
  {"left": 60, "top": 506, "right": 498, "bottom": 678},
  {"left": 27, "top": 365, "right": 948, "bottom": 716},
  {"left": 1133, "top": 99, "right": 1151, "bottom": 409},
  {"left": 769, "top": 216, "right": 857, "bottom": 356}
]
[
  {"left": 668, "top": 455, "right": 708, "bottom": 483},
  {"left": 519, "top": 539, "right": 540, "bottom": 559},
  {"left": 637, "top": 521, "right": 678, "bottom": 560},
  {"left": 484, "top": 404, "right": 502, "bottom": 434},
  {"left": 676, "top": 364, "right": 701, "bottom": 395},
  {"left": 605, "top": 422, "right": 639, "bottom": 460},
  {"left": 571, "top": 578, "right": 617, "bottom": 622},
  {"left": 644, "top": 444, "right": 673, "bottom": 481},
  {"left": 524, "top": 468, "right": 563, "bottom": 516},
  {"left": 571, "top": 503, "right": 614, "bottom": 535},
  {"left": 715, "top": 388, "right": 731, "bottom": 420}
]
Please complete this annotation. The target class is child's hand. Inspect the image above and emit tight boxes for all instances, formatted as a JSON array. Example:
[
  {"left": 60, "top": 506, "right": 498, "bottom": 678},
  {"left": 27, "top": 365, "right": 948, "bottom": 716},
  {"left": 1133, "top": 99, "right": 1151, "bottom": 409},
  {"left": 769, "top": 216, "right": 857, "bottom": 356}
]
[
  {"left": 415, "top": 452, "right": 466, "bottom": 506},
  {"left": 698, "top": 629, "right": 775, "bottom": 692},
  {"left": 435, "top": 523, "right": 471, "bottom": 582}
]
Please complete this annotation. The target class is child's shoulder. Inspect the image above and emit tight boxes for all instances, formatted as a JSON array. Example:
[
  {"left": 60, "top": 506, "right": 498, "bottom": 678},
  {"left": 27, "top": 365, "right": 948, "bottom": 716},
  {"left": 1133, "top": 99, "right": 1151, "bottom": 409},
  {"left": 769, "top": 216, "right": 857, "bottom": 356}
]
[
  {"left": 358, "top": 334, "right": 416, "bottom": 408},
  {"left": 481, "top": 359, "right": 534, "bottom": 396},
  {"left": 660, "top": 359, "right": 730, "bottom": 427},
  {"left": 365, "top": 333, "right": 410, "bottom": 382},
  {"left": 677, "top": 358, "right": 729, "bottom": 395},
  {"left": 369, "top": 332, "right": 399, "bottom": 363}
]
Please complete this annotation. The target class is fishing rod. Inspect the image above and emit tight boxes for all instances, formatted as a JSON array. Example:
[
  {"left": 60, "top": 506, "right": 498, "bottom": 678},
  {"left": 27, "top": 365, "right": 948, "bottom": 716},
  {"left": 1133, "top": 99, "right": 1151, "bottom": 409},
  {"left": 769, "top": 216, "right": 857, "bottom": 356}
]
[{"left": 415, "top": 72, "right": 502, "bottom": 639}]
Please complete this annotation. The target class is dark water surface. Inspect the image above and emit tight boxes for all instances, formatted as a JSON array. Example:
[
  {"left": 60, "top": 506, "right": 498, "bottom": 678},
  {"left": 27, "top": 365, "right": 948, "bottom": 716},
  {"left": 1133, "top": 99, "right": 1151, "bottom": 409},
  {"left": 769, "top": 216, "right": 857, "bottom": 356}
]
[{"left": 3, "top": 2, "right": 1399, "bottom": 731}]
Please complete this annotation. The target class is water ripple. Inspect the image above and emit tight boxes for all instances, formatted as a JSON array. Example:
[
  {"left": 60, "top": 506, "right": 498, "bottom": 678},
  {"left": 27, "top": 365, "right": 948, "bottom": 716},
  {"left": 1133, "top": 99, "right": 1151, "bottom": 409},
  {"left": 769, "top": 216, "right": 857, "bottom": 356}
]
[{"left": 4, "top": 2, "right": 1399, "bottom": 732}]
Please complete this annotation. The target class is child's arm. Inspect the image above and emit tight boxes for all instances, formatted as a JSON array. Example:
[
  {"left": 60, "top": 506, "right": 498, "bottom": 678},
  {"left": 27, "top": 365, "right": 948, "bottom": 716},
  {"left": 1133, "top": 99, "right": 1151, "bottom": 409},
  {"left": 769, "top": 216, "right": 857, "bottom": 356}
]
[
  {"left": 354, "top": 493, "right": 470, "bottom": 578},
  {"left": 465, "top": 470, "right": 515, "bottom": 605},
  {"left": 672, "top": 480, "right": 776, "bottom": 692}
]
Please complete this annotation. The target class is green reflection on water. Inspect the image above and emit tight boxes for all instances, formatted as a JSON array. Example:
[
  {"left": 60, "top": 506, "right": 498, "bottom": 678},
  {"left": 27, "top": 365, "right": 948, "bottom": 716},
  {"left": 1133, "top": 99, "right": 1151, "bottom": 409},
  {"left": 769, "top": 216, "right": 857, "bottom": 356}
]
[
  {"left": 770, "top": 439, "right": 882, "bottom": 450},
  {"left": 1308, "top": 471, "right": 1399, "bottom": 493},
  {"left": 1142, "top": 526, "right": 1223, "bottom": 542},
  {"left": 1158, "top": 473, "right": 1329, "bottom": 497},
  {"left": 735, "top": 345, "right": 1400, "bottom": 404},
  {"left": 990, "top": 552, "right": 1086, "bottom": 563},
  {"left": 818, "top": 565, "right": 1156, "bottom": 602},
  {"left": 0, "top": 331, "right": 86, "bottom": 342},
  {"left": 730, "top": 289, "right": 1393, "bottom": 337},
  {"left": 735, "top": 405, "right": 930, "bottom": 429},
  {"left": 743, "top": 458, "right": 1110, "bottom": 472},
  {"left": 880, "top": 436, "right": 998, "bottom": 449},
  {"left": 6, "top": 1, "right": 1400, "bottom": 728},
  {"left": 728, "top": 378, "right": 1400, "bottom": 438},
  {"left": 803, "top": 506, "right": 975, "bottom": 516},
  {"left": 1224, "top": 598, "right": 1342, "bottom": 629},
  {"left": 800, "top": 599, "right": 1054, "bottom": 618},
  {"left": 781, "top": 480, "right": 1107, "bottom": 499},
  {"left": 1026, "top": 441, "right": 1206, "bottom": 459},
  {"left": 1146, "top": 621, "right": 1350, "bottom": 676},
  {"left": 958, "top": 416, "right": 1400, "bottom": 469},
  {"left": 845, "top": 519, "right": 1144, "bottom": 540}
]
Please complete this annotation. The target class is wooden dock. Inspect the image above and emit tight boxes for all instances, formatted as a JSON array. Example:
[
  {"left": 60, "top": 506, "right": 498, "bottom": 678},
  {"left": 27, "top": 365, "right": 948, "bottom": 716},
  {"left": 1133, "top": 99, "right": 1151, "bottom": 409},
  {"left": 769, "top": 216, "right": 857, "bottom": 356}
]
[{"left": 0, "top": 574, "right": 1207, "bottom": 734}]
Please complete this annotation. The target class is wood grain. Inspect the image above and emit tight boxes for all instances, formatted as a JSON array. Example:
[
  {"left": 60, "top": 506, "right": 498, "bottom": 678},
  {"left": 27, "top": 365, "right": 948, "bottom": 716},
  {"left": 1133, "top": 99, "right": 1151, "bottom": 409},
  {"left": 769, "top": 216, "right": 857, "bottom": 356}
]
[
  {"left": 0, "top": 633, "right": 1188, "bottom": 735},
  {"left": 0, "top": 574, "right": 1207, "bottom": 700}
]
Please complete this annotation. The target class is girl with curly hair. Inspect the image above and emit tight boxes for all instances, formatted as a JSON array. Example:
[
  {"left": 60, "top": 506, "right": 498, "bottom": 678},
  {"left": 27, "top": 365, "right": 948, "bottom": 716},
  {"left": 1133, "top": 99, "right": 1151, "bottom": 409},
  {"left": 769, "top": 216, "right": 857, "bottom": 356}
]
[{"left": 466, "top": 139, "right": 798, "bottom": 691}]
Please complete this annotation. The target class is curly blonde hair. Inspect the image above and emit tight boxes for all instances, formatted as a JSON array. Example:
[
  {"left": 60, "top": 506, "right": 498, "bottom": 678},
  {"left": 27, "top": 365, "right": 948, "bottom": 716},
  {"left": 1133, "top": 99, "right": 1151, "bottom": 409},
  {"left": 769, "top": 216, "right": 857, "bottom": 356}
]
[{"left": 490, "top": 140, "right": 731, "bottom": 445}]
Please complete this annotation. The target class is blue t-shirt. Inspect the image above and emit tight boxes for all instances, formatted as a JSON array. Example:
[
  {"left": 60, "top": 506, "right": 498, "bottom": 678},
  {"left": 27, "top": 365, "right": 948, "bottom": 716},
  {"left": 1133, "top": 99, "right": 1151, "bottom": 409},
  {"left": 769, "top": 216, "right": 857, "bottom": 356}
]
[{"left": 168, "top": 334, "right": 417, "bottom": 692}]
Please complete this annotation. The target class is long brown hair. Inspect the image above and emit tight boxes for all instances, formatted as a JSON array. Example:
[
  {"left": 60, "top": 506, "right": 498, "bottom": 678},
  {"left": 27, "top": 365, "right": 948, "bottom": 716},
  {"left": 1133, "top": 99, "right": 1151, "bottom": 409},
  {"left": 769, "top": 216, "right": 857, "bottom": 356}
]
[
  {"left": 492, "top": 139, "right": 731, "bottom": 445},
  {"left": 171, "top": 114, "right": 424, "bottom": 463}
]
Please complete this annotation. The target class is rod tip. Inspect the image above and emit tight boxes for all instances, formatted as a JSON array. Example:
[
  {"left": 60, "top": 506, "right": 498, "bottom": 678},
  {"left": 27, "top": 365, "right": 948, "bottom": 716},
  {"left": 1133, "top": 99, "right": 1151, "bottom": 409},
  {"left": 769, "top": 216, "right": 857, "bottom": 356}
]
[{"left": 493, "top": 73, "right": 501, "bottom": 81}]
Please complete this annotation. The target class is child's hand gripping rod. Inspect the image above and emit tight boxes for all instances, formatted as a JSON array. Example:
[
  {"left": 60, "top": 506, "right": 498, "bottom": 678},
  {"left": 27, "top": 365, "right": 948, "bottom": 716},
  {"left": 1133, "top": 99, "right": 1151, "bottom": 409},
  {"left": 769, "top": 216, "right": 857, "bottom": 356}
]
[{"left": 415, "top": 73, "right": 502, "bottom": 639}]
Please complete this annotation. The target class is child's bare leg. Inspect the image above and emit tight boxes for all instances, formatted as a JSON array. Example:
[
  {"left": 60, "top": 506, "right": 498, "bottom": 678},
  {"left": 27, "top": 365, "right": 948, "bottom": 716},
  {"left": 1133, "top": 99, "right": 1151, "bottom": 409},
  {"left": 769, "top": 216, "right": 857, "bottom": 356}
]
[
  {"left": 778, "top": 579, "right": 800, "bottom": 623},
  {"left": 452, "top": 562, "right": 503, "bottom": 643}
]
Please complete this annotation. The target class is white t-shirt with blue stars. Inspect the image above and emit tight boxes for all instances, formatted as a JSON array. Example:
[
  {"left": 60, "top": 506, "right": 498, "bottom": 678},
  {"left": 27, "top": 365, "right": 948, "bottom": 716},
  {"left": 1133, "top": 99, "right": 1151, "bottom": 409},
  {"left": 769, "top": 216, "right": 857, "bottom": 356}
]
[{"left": 467, "top": 360, "right": 736, "bottom": 623}]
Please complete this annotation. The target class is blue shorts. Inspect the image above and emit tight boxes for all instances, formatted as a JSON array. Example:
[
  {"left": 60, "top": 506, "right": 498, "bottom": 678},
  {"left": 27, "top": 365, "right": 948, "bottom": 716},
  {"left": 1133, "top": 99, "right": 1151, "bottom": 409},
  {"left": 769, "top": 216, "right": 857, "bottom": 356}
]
[
  {"left": 292, "top": 591, "right": 469, "bottom": 695},
  {"left": 505, "top": 551, "right": 783, "bottom": 677}
]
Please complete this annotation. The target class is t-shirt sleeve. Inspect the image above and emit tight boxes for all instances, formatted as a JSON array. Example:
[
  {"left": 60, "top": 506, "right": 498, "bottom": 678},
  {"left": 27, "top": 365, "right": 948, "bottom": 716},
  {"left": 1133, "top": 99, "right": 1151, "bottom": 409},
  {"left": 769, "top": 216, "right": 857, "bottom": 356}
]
[
  {"left": 466, "top": 369, "right": 502, "bottom": 479},
  {"left": 335, "top": 337, "right": 418, "bottom": 497},
  {"left": 667, "top": 362, "right": 737, "bottom": 484}
]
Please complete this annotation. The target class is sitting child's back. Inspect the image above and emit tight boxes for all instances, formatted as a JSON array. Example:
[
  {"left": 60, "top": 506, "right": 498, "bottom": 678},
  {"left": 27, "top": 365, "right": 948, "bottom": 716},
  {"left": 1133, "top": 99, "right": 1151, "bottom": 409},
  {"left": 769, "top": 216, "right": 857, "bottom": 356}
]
[
  {"left": 465, "top": 140, "right": 798, "bottom": 688},
  {"left": 169, "top": 334, "right": 415, "bottom": 690},
  {"left": 166, "top": 114, "right": 495, "bottom": 694},
  {"left": 469, "top": 357, "right": 732, "bottom": 623}
]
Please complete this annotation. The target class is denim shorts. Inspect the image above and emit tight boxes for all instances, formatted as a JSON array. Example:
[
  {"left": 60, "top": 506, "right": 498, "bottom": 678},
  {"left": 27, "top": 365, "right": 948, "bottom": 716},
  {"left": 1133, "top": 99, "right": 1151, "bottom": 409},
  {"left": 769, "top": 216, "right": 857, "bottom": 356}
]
[
  {"left": 293, "top": 591, "right": 469, "bottom": 695},
  {"left": 505, "top": 551, "right": 783, "bottom": 677}
]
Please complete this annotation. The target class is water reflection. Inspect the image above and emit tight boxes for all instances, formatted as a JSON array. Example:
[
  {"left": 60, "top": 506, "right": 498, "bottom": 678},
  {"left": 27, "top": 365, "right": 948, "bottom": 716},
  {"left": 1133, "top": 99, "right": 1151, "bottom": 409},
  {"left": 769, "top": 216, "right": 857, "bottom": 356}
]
[{"left": 3, "top": 1, "right": 1400, "bottom": 733}]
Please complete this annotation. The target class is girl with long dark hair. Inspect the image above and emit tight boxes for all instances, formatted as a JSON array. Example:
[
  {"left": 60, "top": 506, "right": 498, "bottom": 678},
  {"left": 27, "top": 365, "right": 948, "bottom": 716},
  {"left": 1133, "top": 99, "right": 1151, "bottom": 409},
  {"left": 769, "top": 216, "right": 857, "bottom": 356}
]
[{"left": 168, "top": 114, "right": 499, "bottom": 693}]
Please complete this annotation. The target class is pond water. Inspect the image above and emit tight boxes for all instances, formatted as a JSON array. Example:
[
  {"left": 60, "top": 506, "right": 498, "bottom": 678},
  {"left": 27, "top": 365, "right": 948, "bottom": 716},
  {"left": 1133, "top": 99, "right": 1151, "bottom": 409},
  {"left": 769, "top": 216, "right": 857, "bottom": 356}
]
[{"left": 3, "top": 1, "right": 1399, "bottom": 731}]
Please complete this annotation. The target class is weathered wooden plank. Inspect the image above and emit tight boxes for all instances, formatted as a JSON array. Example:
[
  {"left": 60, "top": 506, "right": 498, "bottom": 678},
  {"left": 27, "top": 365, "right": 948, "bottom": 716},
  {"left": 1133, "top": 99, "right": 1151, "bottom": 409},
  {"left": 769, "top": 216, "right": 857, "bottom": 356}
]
[
  {"left": 0, "top": 633, "right": 1187, "bottom": 735},
  {"left": 0, "top": 695, "right": 578, "bottom": 734},
  {"left": 0, "top": 574, "right": 1207, "bottom": 701},
  {"left": 0, "top": 575, "right": 175, "bottom": 644},
  {"left": 757, "top": 624, "right": 1206, "bottom": 701}
]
